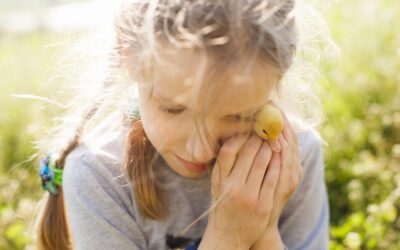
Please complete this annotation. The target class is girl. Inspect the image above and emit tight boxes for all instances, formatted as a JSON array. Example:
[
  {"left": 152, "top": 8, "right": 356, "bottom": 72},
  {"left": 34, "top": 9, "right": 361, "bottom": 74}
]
[{"left": 36, "top": 0, "right": 332, "bottom": 249}]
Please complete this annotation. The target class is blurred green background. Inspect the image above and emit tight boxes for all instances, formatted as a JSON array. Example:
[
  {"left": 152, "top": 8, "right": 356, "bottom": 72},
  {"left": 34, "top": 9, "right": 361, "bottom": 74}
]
[{"left": 0, "top": 0, "right": 399, "bottom": 249}]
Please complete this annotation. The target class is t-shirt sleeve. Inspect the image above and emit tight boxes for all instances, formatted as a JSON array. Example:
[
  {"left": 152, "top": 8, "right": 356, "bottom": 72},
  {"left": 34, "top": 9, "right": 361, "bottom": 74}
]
[
  {"left": 63, "top": 146, "right": 147, "bottom": 250},
  {"left": 278, "top": 130, "right": 330, "bottom": 250}
]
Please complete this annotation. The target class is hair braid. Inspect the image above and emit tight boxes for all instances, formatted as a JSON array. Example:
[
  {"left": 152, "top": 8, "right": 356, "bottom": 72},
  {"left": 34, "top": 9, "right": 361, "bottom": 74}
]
[
  {"left": 124, "top": 117, "right": 167, "bottom": 220},
  {"left": 55, "top": 104, "right": 98, "bottom": 168},
  {"left": 36, "top": 48, "right": 120, "bottom": 250},
  {"left": 56, "top": 43, "right": 120, "bottom": 168},
  {"left": 37, "top": 101, "right": 102, "bottom": 250}
]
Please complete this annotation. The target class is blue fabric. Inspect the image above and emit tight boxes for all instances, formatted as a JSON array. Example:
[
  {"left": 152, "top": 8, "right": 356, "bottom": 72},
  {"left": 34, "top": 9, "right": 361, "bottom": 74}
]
[{"left": 185, "top": 238, "right": 202, "bottom": 250}]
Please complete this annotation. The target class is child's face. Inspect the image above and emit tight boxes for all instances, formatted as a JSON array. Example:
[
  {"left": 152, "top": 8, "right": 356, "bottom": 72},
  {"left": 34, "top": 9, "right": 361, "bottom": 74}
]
[{"left": 136, "top": 49, "right": 279, "bottom": 179}]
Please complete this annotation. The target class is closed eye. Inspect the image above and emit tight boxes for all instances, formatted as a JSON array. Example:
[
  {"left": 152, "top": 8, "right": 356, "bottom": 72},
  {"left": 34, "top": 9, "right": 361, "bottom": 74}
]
[
  {"left": 159, "top": 105, "right": 185, "bottom": 115},
  {"left": 225, "top": 115, "right": 253, "bottom": 123},
  {"left": 159, "top": 102, "right": 255, "bottom": 120}
]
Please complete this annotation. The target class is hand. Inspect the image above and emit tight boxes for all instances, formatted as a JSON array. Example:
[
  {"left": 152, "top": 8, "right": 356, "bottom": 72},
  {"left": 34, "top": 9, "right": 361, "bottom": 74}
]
[
  {"left": 205, "top": 133, "right": 282, "bottom": 248},
  {"left": 251, "top": 103, "right": 304, "bottom": 249},
  {"left": 267, "top": 103, "right": 304, "bottom": 228}
]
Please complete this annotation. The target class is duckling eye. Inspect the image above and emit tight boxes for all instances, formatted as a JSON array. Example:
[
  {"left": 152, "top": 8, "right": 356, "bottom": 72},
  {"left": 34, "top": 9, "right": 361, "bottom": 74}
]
[{"left": 262, "top": 129, "right": 268, "bottom": 134}]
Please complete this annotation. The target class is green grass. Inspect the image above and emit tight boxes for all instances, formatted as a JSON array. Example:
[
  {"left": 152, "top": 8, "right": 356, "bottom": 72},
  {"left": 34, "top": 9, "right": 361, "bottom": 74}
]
[
  {"left": 0, "top": 32, "right": 68, "bottom": 249},
  {"left": 322, "top": 0, "right": 400, "bottom": 248}
]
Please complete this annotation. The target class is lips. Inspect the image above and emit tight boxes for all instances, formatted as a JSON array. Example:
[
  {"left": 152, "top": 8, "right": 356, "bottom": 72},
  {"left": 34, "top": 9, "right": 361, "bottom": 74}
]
[{"left": 175, "top": 154, "right": 208, "bottom": 173}]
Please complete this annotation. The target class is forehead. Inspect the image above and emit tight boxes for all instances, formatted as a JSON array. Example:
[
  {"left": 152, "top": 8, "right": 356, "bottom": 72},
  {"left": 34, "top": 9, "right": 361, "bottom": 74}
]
[{"left": 148, "top": 48, "right": 279, "bottom": 115}]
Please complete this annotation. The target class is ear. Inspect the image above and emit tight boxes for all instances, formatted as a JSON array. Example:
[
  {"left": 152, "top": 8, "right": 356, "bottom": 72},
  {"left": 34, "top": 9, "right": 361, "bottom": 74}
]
[{"left": 118, "top": 44, "right": 135, "bottom": 74}]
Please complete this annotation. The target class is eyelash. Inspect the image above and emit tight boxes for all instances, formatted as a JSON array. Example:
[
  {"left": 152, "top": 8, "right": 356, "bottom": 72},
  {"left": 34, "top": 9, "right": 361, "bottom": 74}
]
[
  {"left": 227, "top": 115, "right": 253, "bottom": 123},
  {"left": 159, "top": 106, "right": 185, "bottom": 115},
  {"left": 159, "top": 105, "right": 253, "bottom": 122}
]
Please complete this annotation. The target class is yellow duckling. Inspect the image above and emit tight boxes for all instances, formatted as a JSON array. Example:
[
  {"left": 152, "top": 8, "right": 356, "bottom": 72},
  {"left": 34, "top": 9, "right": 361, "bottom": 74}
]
[{"left": 253, "top": 103, "right": 284, "bottom": 152}]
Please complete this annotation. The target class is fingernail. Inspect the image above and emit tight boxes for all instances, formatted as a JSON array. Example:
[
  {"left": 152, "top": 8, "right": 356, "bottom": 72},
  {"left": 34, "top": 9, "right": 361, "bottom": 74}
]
[
  {"left": 270, "top": 140, "right": 281, "bottom": 152},
  {"left": 273, "top": 152, "right": 280, "bottom": 161}
]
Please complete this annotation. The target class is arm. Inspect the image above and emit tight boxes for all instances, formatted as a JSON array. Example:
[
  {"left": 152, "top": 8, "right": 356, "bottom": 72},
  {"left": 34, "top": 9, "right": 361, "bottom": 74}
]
[
  {"left": 253, "top": 130, "right": 330, "bottom": 250},
  {"left": 63, "top": 147, "right": 147, "bottom": 250}
]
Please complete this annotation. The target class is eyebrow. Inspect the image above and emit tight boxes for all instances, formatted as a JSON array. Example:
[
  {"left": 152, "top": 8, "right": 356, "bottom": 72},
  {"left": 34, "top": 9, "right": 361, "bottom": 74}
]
[
  {"left": 153, "top": 93, "right": 270, "bottom": 116},
  {"left": 153, "top": 93, "right": 187, "bottom": 108}
]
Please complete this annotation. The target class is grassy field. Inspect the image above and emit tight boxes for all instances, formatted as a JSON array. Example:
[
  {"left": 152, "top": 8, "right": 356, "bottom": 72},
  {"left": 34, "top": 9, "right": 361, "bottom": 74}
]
[
  {"left": 1, "top": 0, "right": 399, "bottom": 249},
  {"left": 321, "top": 0, "right": 400, "bottom": 248},
  {"left": 0, "top": 32, "right": 67, "bottom": 249}
]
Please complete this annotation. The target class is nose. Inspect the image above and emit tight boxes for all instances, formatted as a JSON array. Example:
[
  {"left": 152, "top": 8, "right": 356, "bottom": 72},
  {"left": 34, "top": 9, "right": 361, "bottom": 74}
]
[{"left": 185, "top": 130, "right": 216, "bottom": 164}]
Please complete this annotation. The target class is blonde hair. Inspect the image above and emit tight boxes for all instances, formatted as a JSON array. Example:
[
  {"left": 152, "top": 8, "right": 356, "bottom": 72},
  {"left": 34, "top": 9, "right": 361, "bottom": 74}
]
[{"left": 35, "top": 0, "right": 338, "bottom": 249}]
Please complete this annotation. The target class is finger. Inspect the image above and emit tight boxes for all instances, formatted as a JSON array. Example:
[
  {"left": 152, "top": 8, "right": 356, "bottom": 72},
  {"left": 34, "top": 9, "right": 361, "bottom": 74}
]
[
  {"left": 229, "top": 134, "right": 263, "bottom": 184},
  {"left": 259, "top": 152, "right": 281, "bottom": 202},
  {"left": 269, "top": 101, "right": 298, "bottom": 146},
  {"left": 278, "top": 136, "right": 296, "bottom": 188},
  {"left": 213, "top": 134, "right": 250, "bottom": 185},
  {"left": 269, "top": 139, "right": 281, "bottom": 152},
  {"left": 280, "top": 132, "right": 300, "bottom": 170},
  {"left": 246, "top": 141, "right": 273, "bottom": 197},
  {"left": 279, "top": 134, "right": 303, "bottom": 190},
  {"left": 279, "top": 134, "right": 302, "bottom": 198},
  {"left": 277, "top": 108, "right": 293, "bottom": 145},
  {"left": 282, "top": 114, "right": 298, "bottom": 146},
  {"left": 278, "top": 133, "right": 293, "bottom": 174}
]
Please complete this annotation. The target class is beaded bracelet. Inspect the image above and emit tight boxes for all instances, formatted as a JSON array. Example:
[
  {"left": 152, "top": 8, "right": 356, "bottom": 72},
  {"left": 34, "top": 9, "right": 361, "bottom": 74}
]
[{"left": 39, "top": 154, "right": 63, "bottom": 195}]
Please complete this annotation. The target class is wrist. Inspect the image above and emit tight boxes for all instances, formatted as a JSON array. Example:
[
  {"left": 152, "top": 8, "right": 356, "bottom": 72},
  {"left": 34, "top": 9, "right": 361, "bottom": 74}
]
[
  {"left": 199, "top": 224, "right": 251, "bottom": 250},
  {"left": 251, "top": 227, "right": 284, "bottom": 250}
]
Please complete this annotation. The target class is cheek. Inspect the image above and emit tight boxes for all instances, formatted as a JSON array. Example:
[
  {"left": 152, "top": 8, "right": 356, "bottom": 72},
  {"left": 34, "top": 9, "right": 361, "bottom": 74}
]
[
  {"left": 193, "top": 121, "right": 253, "bottom": 151},
  {"left": 214, "top": 121, "right": 253, "bottom": 140},
  {"left": 141, "top": 109, "right": 186, "bottom": 151}
]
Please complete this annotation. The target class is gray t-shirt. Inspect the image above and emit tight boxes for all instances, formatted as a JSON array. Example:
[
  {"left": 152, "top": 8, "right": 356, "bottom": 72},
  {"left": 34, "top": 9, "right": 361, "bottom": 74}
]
[{"left": 63, "top": 116, "right": 330, "bottom": 250}]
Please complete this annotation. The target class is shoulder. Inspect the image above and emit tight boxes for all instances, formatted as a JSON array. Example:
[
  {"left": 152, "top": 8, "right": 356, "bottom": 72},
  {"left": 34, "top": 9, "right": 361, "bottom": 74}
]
[
  {"left": 296, "top": 128, "right": 325, "bottom": 171},
  {"left": 62, "top": 118, "right": 134, "bottom": 209},
  {"left": 63, "top": 112, "right": 129, "bottom": 188},
  {"left": 279, "top": 128, "right": 330, "bottom": 249},
  {"left": 293, "top": 128, "right": 326, "bottom": 196},
  {"left": 63, "top": 144, "right": 108, "bottom": 189},
  {"left": 62, "top": 127, "right": 138, "bottom": 218},
  {"left": 290, "top": 128, "right": 327, "bottom": 203},
  {"left": 279, "top": 128, "right": 327, "bottom": 217},
  {"left": 61, "top": 125, "right": 149, "bottom": 248}
]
